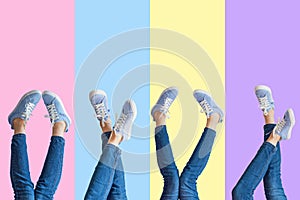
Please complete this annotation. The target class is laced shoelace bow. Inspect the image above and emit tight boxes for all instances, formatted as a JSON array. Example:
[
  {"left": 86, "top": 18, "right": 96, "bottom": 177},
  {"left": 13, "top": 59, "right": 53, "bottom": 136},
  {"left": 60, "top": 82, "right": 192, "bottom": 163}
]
[
  {"left": 22, "top": 102, "right": 35, "bottom": 121},
  {"left": 158, "top": 97, "right": 173, "bottom": 119},
  {"left": 274, "top": 117, "right": 286, "bottom": 135},
  {"left": 258, "top": 96, "right": 271, "bottom": 116},
  {"left": 94, "top": 102, "right": 110, "bottom": 127},
  {"left": 114, "top": 113, "right": 128, "bottom": 132},
  {"left": 199, "top": 99, "right": 213, "bottom": 117},
  {"left": 44, "top": 104, "right": 59, "bottom": 125}
]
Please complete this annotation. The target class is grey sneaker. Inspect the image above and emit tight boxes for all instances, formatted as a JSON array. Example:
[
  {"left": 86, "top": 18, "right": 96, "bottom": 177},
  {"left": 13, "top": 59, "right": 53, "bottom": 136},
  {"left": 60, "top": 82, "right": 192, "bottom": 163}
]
[
  {"left": 273, "top": 109, "right": 295, "bottom": 140},
  {"left": 114, "top": 100, "right": 137, "bottom": 140},
  {"left": 193, "top": 89, "right": 224, "bottom": 123},
  {"left": 42, "top": 91, "right": 71, "bottom": 132},
  {"left": 151, "top": 86, "right": 178, "bottom": 121},
  {"left": 8, "top": 90, "right": 42, "bottom": 129},
  {"left": 255, "top": 85, "right": 275, "bottom": 115},
  {"left": 89, "top": 90, "right": 110, "bottom": 126}
]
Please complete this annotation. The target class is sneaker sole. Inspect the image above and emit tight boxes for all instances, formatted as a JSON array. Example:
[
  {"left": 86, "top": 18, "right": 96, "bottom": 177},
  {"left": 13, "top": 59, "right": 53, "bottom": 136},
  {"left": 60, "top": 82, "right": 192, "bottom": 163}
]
[
  {"left": 255, "top": 85, "right": 273, "bottom": 100},
  {"left": 42, "top": 90, "right": 72, "bottom": 124},
  {"left": 193, "top": 89, "right": 211, "bottom": 99},
  {"left": 123, "top": 99, "right": 137, "bottom": 140},
  {"left": 151, "top": 86, "right": 178, "bottom": 116},
  {"left": 193, "top": 89, "right": 224, "bottom": 122},
  {"left": 9, "top": 90, "right": 42, "bottom": 120},
  {"left": 285, "top": 108, "right": 295, "bottom": 140},
  {"left": 89, "top": 90, "right": 107, "bottom": 102},
  {"left": 155, "top": 86, "right": 179, "bottom": 105},
  {"left": 128, "top": 99, "right": 137, "bottom": 121}
]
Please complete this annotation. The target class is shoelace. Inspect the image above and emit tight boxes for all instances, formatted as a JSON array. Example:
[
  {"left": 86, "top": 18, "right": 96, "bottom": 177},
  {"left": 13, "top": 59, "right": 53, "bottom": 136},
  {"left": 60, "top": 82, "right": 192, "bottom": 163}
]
[
  {"left": 21, "top": 102, "right": 35, "bottom": 121},
  {"left": 274, "top": 117, "right": 286, "bottom": 135},
  {"left": 199, "top": 99, "right": 213, "bottom": 117},
  {"left": 158, "top": 97, "right": 173, "bottom": 119},
  {"left": 258, "top": 96, "right": 271, "bottom": 115},
  {"left": 93, "top": 102, "right": 109, "bottom": 127},
  {"left": 45, "top": 104, "right": 59, "bottom": 124},
  {"left": 114, "top": 113, "right": 128, "bottom": 133}
]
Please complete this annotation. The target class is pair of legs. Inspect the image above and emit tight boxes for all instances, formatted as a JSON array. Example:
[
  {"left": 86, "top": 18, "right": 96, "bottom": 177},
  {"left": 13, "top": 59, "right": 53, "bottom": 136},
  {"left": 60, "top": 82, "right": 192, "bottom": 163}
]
[
  {"left": 152, "top": 87, "right": 224, "bottom": 199},
  {"left": 85, "top": 90, "right": 136, "bottom": 200},
  {"left": 84, "top": 122, "right": 127, "bottom": 200},
  {"left": 9, "top": 90, "right": 71, "bottom": 199},
  {"left": 232, "top": 86, "right": 295, "bottom": 200}
]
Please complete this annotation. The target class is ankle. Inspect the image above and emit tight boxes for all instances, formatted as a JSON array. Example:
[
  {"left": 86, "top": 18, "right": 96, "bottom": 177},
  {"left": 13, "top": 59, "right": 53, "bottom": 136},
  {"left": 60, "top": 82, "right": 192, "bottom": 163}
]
[
  {"left": 108, "top": 131, "right": 123, "bottom": 146},
  {"left": 210, "top": 112, "right": 220, "bottom": 122},
  {"left": 154, "top": 112, "right": 166, "bottom": 126},
  {"left": 264, "top": 109, "right": 275, "bottom": 124},
  {"left": 52, "top": 121, "right": 66, "bottom": 137},
  {"left": 206, "top": 113, "right": 219, "bottom": 130},
  {"left": 266, "top": 131, "right": 280, "bottom": 146},
  {"left": 13, "top": 118, "right": 26, "bottom": 134},
  {"left": 100, "top": 119, "right": 112, "bottom": 133}
]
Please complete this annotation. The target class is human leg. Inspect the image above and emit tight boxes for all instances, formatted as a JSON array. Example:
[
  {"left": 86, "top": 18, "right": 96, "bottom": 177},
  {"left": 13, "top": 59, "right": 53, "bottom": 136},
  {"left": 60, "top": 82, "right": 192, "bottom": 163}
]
[
  {"left": 232, "top": 109, "right": 295, "bottom": 200},
  {"left": 10, "top": 130, "right": 35, "bottom": 200},
  {"left": 34, "top": 125, "right": 66, "bottom": 199},
  {"left": 35, "top": 91, "right": 71, "bottom": 199},
  {"left": 155, "top": 125, "right": 180, "bottom": 200},
  {"left": 8, "top": 90, "right": 42, "bottom": 200},
  {"left": 263, "top": 124, "right": 287, "bottom": 200},
  {"left": 255, "top": 85, "right": 288, "bottom": 199},
  {"left": 89, "top": 90, "right": 127, "bottom": 200},
  {"left": 151, "top": 87, "right": 179, "bottom": 200},
  {"left": 232, "top": 141, "right": 277, "bottom": 200},
  {"left": 85, "top": 97, "right": 136, "bottom": 200},
  {"left": 179, "top": 90, "right": 223, "bottom": 200},
  {"left": 103, "top": 133, "right": 127, "bottom": 200},
  {"left": 85, "top": 140, "right": 122, "bottom": 200},
  {"left": 262, "top": 111, "right": 292, "bottom": 200}
]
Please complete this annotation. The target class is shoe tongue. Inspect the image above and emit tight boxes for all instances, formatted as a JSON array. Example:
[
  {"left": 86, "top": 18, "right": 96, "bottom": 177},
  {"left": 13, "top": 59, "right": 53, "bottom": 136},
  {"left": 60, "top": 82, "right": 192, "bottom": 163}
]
[
  {"left": 199, "top": 97, "right": 206, "bottom": 103},
  {"left": 122, "top": 109, "right": 131, "bottom": 116},
  {"left": 92, "top": 97, "right": 101, "bottom": 104},
  {"left": 123, "top": 103, "right": 132, "bottom": 114}
]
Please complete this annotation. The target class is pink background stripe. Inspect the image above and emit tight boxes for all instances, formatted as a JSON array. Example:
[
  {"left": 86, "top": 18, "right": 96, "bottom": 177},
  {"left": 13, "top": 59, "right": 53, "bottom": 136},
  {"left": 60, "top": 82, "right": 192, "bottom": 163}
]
[{"left": 0, "top": 1, "right": 74, "bottom": 199}]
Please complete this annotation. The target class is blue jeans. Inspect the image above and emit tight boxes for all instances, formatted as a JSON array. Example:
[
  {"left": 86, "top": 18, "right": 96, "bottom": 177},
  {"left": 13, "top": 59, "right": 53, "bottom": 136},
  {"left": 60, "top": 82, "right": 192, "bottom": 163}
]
[
  {"left": 85, "top": 132, "right": 127, "bottom": 200},
  {"left": 10, "top": 134, "right": 65, "bottom": 200},
  {"left": 155, "top": 125, "right": 216, "bottom": 200},
  {"left": 232, "top": 124, "right": 287, "bottom": 200}
]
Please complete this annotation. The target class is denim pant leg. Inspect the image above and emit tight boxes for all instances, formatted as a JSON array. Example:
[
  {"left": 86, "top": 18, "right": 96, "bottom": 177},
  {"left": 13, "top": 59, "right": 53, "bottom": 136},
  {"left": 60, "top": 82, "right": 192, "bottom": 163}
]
[
  {"left": 155, "top": 125, "right": 179, "bottom": 200},
  {"left": 102, "top": 132, "right": 127, "bottom": 200},
  {"left": 179, "top": 128, "right": 216, "bottom": 200},
  {"left": 232, "top": 142, "right": 277, "bottom": 200},
  {"left": 35, "top": 136, "right": 65, "bottom": 200},
  {"left": 10, "top": 134, "right": 35, "bottom": 200},
  {"left": 263, "top": 124, "right": 287, "bottom": 200},
  {"left": 85, "top": 144, "right": 122, "bottom": 200}
]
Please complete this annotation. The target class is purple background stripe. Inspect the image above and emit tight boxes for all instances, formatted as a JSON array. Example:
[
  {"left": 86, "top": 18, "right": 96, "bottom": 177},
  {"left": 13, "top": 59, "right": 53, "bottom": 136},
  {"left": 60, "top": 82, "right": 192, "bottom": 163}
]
[{"left": 226, "top": 1, "right": 300, "bottom": 199}]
